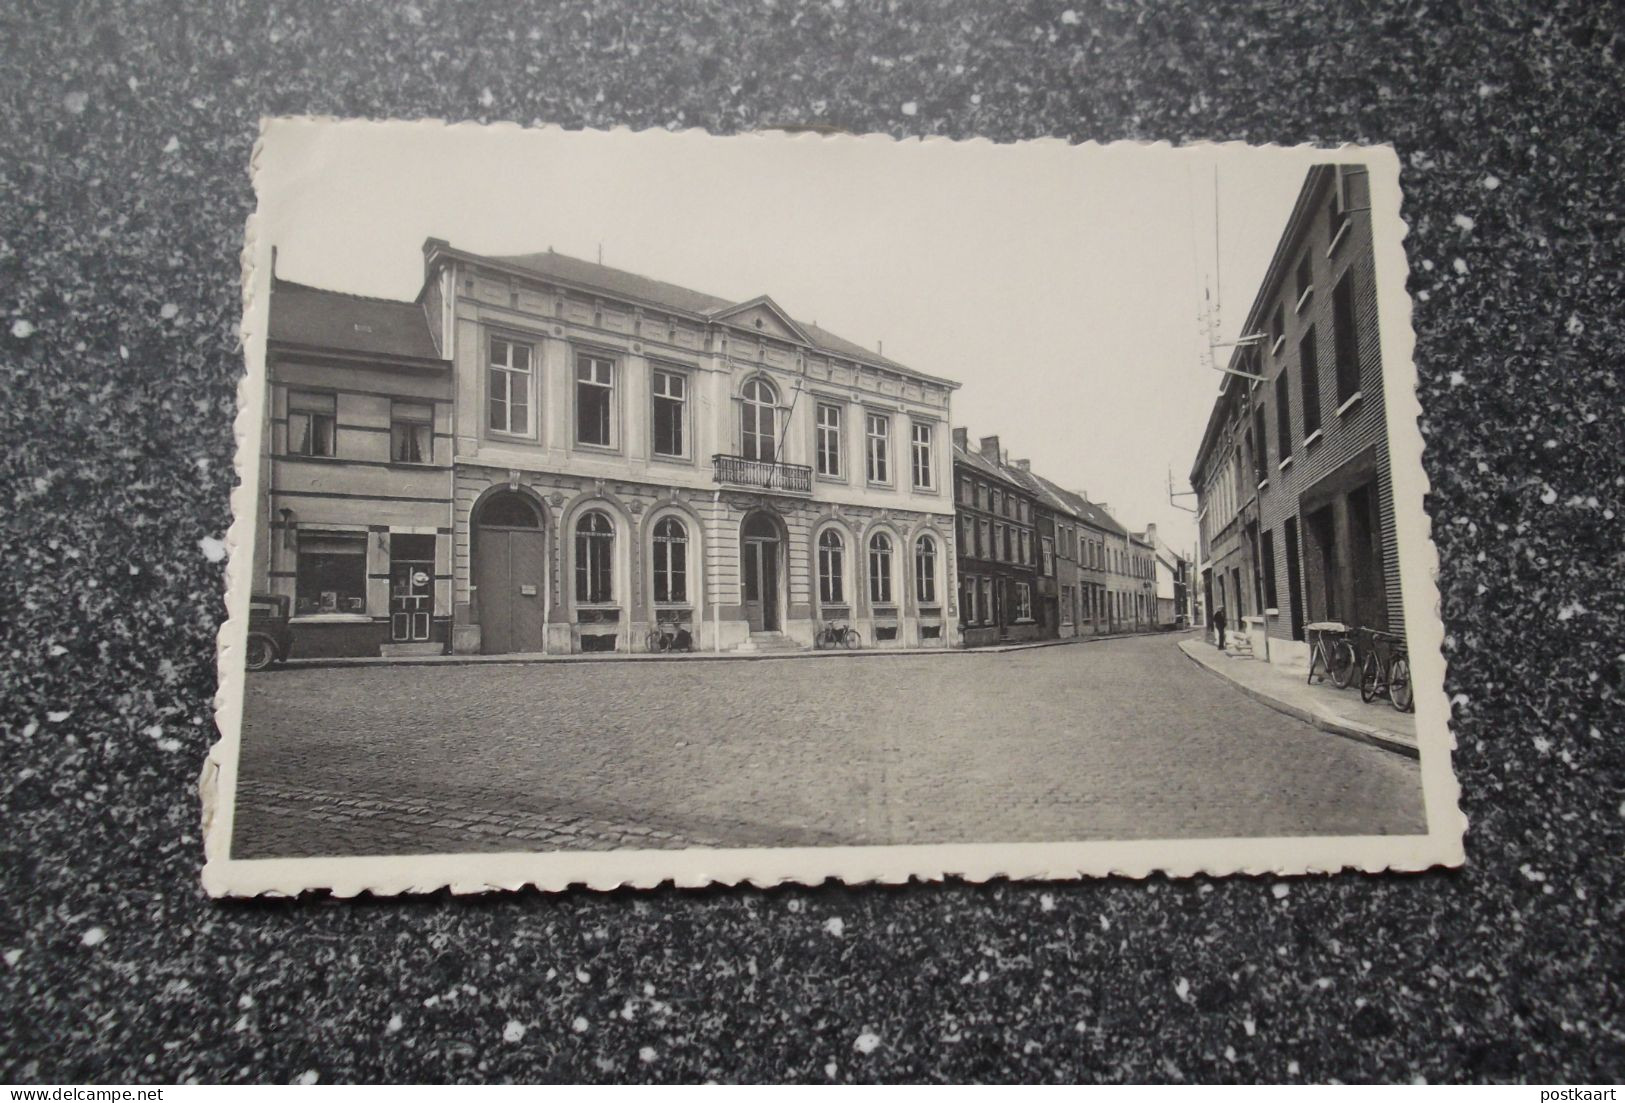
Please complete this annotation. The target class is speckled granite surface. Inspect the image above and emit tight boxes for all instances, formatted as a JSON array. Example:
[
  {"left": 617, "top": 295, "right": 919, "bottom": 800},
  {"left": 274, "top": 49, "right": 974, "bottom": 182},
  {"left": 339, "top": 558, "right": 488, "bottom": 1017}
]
[{"left": 2, "top": 1, "right": 1620, "bottom": 1084}]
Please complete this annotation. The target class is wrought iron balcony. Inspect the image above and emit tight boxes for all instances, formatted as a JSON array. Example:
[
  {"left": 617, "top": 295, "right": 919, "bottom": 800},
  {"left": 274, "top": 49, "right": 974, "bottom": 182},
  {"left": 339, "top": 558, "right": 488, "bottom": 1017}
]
[{"left": 712, "top": 453, "right": 813, "bottom": 496}]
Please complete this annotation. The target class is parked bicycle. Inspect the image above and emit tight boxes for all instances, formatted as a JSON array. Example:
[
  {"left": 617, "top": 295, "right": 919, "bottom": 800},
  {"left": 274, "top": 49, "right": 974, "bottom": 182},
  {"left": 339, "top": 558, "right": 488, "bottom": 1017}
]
[
  {"left": 1305, "top": 621, "right": 1357, "bottom": 688},
  {"left": 644, "top": 623, "right": 694, "bottom": 653},
  {"left": 1357, "top": 627, "right": 1414, "bottom": 713},
  {"left": 814, "top": 620, "right": 863, "bottom": 650}
]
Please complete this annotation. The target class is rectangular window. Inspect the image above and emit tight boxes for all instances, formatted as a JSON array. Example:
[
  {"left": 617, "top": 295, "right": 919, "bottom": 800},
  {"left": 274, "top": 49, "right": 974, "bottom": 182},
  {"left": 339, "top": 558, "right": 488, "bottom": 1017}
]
[
  {"left": 1251, "top": 407, "right": 1268, "bottom": 484},
  {"left": 991, "top": 489, "right": 1003, "bottom": 516},
  {"left": 977, "top": 483, "right": 990, "bottom": 511},
  {"left": 993, "top": 523, "right": 1006, "bottom": 562},
  {"left": 1275, "top": 371, "right": 1293, "bottom": 463},
  {"left": 390, "top": 401, "right": 433, "bottom": 464},
  {"left": 1016, "top": 583, "right": 1032, "bottom": 621},
  {"left": 295, "top": 532, "right": 366, "bottom": 616},
  {"left": 1328, "top": 194, "right": 1350, "bottom": 251},
  {"left": 1262, "top": 528, "right": 1278, "bottom": 609},
  {"left": 651, "top": 369, "right": 686, "bottom": 458},
  {"left": 959, "top": 512, "right": 974, "bottom": 555},
  {"left": 980, "top": 577, "right": 994, "bottom": 626},
  {"left": 287, "top": 391, "right": 336, "bottom": 457},
  {"left": 979, "top": 520, "right": 991, "bottom": 560},
  {"left": 910, "top": 422, "right": 934, "bottom": 489},
  {"left": 1041, "top": 536, "right": 1055, "bottom": 577},
  {"left": 1300, "top": 327, "right": 1323, "bottom": 437},
  {"left": 1060, "top": 585, "right": 1074, "bottom": 625},
  {"left": 1332, "top": 274, "right": 1362, "bottom": 404},
  {"left": 653, "top": 524, "right": 688, "bottom": 604},
  {"left": 576, "top": 354, "right": 615, "bottom": 446},
  {"left": 487, "top": 338, "right": 531, "bottom": 436},
  {"left": 865, "top": 413, "right": 890, "bottom": 483},
  {"left": 1296, "top": 253, "right": 1313, "bottom": 308},
  {"left": 961, "top": 574, "right": 976, "bottom": 624},
  {"left": 958, "top": 474, "right": 973, "bottom": 504},
  {"left": 1269, "top": 303, "right": 1285, "bottom": 355},
  {"left": 816, "top": 403, "right": 843, "bottom": 477}
]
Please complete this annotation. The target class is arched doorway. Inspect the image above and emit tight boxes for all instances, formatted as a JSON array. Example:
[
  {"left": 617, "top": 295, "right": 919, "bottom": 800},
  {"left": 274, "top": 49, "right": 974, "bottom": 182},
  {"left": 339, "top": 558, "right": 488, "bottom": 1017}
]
[
  {"left": 741, "top": 511, "right": 782, "bottom": 632},
  {"left": 474, "top": 490, "right": 546, "bottom": 654}
]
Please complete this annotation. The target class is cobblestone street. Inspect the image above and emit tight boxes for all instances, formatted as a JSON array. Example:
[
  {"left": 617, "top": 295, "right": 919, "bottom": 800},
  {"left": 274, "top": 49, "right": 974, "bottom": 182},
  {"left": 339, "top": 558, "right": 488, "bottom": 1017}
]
[{"left": 230, "top": 633, "right": 1427, "bottom": 858}]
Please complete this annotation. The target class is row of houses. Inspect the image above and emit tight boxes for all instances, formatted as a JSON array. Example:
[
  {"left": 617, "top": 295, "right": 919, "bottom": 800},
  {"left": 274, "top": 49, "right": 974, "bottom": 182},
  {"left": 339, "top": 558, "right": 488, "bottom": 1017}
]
[
  {"left": 253, "top": 238, "right": 1190, "bottom": 657},
  {"left": 1190, "top": 163, "right": 1403, "bottom": 667}
]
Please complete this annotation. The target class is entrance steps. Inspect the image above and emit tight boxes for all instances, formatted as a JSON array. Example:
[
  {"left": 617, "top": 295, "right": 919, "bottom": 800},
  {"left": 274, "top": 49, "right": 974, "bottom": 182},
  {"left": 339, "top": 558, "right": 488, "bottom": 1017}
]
[
  {"left": 380, "top": 641, "right": 443, "bottom": 658},
  {"left": 1224, "top": 635, "right": 1255, "bottom": 659},
  {"left": 734, "top": 631, "right": 803, "bottom": 654}
]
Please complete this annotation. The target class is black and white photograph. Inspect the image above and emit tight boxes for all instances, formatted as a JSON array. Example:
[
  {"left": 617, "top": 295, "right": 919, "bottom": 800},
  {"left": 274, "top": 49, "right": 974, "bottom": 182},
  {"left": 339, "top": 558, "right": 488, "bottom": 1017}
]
[{"left": 204, "top": 123, "right": 1462, "bottom": 895}]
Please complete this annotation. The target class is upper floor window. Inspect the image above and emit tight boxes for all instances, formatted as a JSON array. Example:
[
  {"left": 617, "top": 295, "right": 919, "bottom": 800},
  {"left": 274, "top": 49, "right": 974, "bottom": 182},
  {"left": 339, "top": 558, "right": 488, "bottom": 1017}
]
[
  {"left": 741, "top": 377, "right": 778, "bottom": 462},
  {"left": 978, "top": 519, "right": 991, "bottom": 559},
  {"left": 818, "top": 529, "right": 845, "bottom": 605},
  {"left": 651, "top": 369, "right": 687, "bottom": 458},
  {"left": 574, "top": 510, "right": 614, "bottom": 604},
  {"left": 1328, "top": 192, "right": 1351, "bottom": 250},
  {"left": 1269, "top": 303, "right": 1285, "bottom": 356},
  {"left": 958, "top": 475, "right": 973, "bottom": 504},
  {"left": 651, "top": 516, "right": 688, "bottom": 604},
  {"left": 576, "top": 354, "right": 615, "bottom": 447},
  {"left": 977, "top": 483, "right": 990, "bottom": 511},
  {"left": 391, "top": 401, "right": 433, "bottom": 464},
  {"left": 1275, "top": 371, "right": 1293, "bottom": 463},
  {"left": 1300, "top": 326, "right": 1323, "bottom": 437},
  {"left": 1295, "top": 253, "right": 1314, "bottom": 308},
  {"left": 1041, "top": 536, "right": 1055, "bottom": 577},
  {"left": 868, "top": 532, "right": 894, "bottom": 605},
  {"left": 991, "top": 488, "right": 1003, "bottom": 515},
  {"left": 287, "top": 391, "right": 335, "bottom": 457},
  {"left": 488, "top": 338, "right": 531, "bottom": 436},
  {"left": 910, "top": 423, "right": 935, "bottom": 489},
  {"left": 1332, "top": 273, "right": 1362, "bottom": 404},
  {"left": 915, "top": 534, "right": 937, "bottom": 604},
  {"left": 816, "top": 403, "right": 842, "bottom": 477},
  {"left": 865, "top": 413, "right": 890, "bottom": 484}
]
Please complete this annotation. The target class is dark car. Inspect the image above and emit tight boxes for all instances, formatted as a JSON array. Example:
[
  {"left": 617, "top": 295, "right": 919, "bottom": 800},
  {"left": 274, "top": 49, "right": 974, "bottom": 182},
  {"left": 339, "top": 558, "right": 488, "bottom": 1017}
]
[{"left": 245, "top": 593, "right": 294, "bottom": 671}]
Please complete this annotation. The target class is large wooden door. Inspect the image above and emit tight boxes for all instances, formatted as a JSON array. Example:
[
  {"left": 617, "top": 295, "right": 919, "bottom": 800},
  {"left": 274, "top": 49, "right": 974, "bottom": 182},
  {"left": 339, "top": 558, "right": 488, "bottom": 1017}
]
[{"left": 475, "top": 529, "right": 546, "bottom": 654}]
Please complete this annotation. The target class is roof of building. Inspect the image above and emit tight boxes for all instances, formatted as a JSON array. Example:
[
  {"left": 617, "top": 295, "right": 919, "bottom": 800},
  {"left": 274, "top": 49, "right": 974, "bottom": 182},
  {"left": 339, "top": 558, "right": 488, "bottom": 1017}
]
[
  {"left": 1027, "top": 471, "right": 1130, "bottom": 537},
  {"left": 431, "top": 242, "right": 945, "bottom": 383},
  {"left": 952, "top": 443, "right": 1134, "bottom": 538},
  {"left": 269, "top": 278, "right": 443, "bottom": 362},
  {"left": 953, "top": 441, "right": 1033, "bottom": 493}
]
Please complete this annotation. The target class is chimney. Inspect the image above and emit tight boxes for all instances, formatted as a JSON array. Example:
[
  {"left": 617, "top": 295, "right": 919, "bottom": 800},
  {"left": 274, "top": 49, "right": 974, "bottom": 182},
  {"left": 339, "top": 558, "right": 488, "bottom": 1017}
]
[
  {"left": 978, "top": 435, "right": 1001, "bottom": 463},
  {"left": 1145, "top": 522, "right": 1158, "bottom": 541},
  {"left": 1001, "top": 448, "right": 1010, "bottom": 465},
  {"left": 952, "top": 427, "right": 969, "bottom": 451},
  {"left": 1013, "top": 458, "right": 1031, "bottom": 472},
  {"left": 1073, "top": 489, "right": 1088, "bottom": 503}
]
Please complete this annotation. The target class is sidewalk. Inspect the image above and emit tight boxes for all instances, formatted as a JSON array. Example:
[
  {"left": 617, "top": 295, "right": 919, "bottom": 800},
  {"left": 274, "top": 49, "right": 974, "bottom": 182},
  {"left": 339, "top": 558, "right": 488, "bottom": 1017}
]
[
  {"left": 1177, "top": 638, "right": 1419, "bottom": 759},
  {"left": 275, "top": 628, "right": 1169, "bottom": 671}
]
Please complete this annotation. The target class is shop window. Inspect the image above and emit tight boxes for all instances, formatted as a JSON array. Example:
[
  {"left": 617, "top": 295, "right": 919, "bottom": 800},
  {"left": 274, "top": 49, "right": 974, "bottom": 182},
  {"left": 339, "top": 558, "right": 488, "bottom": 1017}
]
[
  {"left": 295, "top": 532, "right": 366, "bottom": 616},
  {"left": 287, "top": 391, "right": 335, "bottom": 457},
  {"left": 1015, "top": 583, "right": 1033, "bottom": 622}
]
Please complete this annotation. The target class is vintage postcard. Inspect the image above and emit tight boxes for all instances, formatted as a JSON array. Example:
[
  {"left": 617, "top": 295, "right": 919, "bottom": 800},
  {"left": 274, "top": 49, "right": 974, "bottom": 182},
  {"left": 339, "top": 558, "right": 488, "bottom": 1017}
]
[{"left": 202, "top": 121, "right": 1464, "bottom": 896}]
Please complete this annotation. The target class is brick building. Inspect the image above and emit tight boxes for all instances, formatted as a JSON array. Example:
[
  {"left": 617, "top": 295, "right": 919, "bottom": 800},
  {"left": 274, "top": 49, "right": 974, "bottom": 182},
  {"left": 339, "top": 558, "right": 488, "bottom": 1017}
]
[
  {"left": 951, "top": 431, "right": 1041, "bottom": 647},
  {"left": 253, "top": 277, "right": 455, "bottom": 658},
  {"left": 418, "top": 240, "right": 961, "bottom": 654},
  {"left": 1191, "top": 164, "right": 1403, "bottom": 664}
]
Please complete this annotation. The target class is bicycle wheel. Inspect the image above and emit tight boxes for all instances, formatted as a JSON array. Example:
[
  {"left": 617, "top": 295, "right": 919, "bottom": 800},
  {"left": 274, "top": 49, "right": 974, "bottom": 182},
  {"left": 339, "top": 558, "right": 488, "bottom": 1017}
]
[
  {"left": 1330, "top": 640, "right": 1357, "bottom": 689},
  {"left": 1358, "top": 652, "right": 1380, "bottom": 703},
  {"left": 1389, "top": 656, "right": 1414, "bottom": 712},
  {"left": 843, "top": 628, "right": 862, "bottom": 650}
]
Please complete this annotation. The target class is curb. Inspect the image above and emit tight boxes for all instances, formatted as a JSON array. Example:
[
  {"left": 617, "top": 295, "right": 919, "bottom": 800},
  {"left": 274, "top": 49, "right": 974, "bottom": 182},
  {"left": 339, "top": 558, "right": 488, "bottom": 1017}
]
[
  {"left": 1176, "top": 641, "right": 1419, "bottom": 760},
  {"left": 264, "top": 629, "right": 1171, "bottom": 673}
]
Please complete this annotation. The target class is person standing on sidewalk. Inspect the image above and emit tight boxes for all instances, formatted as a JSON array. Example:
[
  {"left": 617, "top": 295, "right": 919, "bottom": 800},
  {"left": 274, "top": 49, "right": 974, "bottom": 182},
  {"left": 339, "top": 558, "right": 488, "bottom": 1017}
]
[{"left": 1213, "top": 605, "right": 1227, "bottom": 649}]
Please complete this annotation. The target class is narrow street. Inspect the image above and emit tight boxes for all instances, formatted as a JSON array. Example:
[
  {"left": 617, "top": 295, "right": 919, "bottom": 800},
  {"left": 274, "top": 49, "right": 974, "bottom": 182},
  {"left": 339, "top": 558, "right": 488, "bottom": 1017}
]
[{"left": 231, "top": 632, "right": 1427, "bottom": 859}]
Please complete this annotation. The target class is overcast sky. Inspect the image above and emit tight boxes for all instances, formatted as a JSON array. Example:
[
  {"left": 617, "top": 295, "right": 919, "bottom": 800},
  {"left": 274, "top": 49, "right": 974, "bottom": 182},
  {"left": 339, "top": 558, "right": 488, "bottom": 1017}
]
[{"left": 258, "top": 122, "right": 1319, "bottom": 554}]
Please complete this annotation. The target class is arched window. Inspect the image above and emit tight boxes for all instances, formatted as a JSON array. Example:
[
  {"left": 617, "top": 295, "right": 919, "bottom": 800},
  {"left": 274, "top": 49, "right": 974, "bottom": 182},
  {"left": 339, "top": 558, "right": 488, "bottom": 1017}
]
[
  {"left": 868, "top": 532, "right": 893, "bottom": 605},
  {"left": 575, "top": 511, "right": 614, "bottom": 604},
  {"left": 478, "top": 490, "right": 541, "bottom": 529},
  {"left": 652, "top": 516, "right": 688, "bottom": 605},
  {"left": 914, "top": 534, "right": 937, "bottom": 604},
  {"left": 740, "top": 378, "right": 778, "bottom": 462},
  {"left": 818, "top": 529, "right": 845, "bottom": 605}
]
